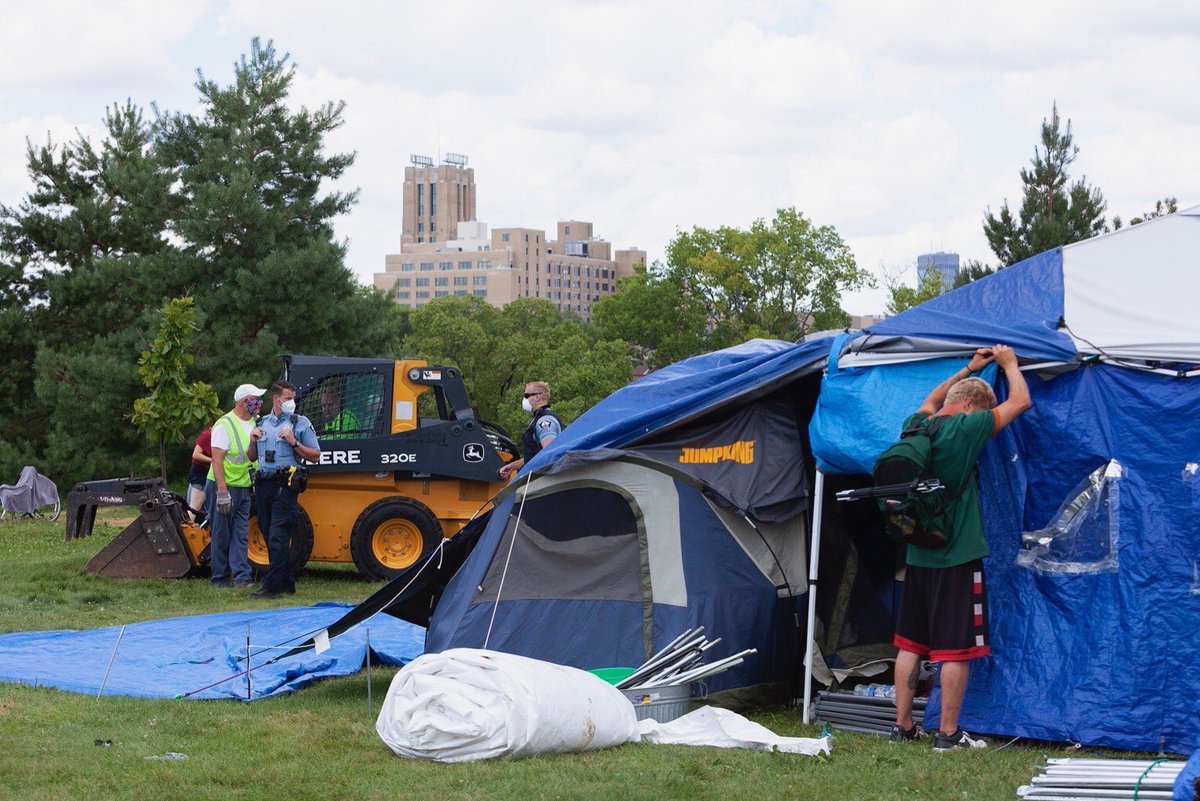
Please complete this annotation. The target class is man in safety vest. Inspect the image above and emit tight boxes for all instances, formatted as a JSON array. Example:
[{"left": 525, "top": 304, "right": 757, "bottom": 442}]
[
  {"left": 320, "top": 389, "right": 359, "bottom": 440},
  {"left": 207, "top": 383, "right": 266, "bottom": 588}
]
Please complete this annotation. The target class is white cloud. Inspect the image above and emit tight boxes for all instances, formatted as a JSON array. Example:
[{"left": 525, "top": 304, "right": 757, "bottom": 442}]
[{"left": 1, "top": 0, "right": 1198, "bottom": 317}]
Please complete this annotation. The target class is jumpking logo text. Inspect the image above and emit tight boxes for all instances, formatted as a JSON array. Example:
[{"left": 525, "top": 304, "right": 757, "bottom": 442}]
[{"left": 678, "top": 441, "right": 755, "bottom": 465}]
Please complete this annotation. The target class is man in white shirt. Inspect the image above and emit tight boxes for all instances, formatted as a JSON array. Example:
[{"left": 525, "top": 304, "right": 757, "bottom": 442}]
[{"left": 206, "top": 383, "right": 265, "bottom": 588}]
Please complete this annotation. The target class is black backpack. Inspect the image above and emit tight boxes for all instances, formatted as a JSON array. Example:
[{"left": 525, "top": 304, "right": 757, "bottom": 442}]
[{"left": 871, "top": 416, "right": 954, "bottom": 549}]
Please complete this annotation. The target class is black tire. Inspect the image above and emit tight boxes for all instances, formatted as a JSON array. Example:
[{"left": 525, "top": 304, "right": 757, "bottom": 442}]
[
  {"left": 350, "top": 497, "right": 443, "bottom": 582},
  {"left": 249, "top": 505, "right": 314, "bottom": 576}
]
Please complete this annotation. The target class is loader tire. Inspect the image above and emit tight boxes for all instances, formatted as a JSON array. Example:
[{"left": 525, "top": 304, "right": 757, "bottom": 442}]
[
  {"left": 350, "top": 498, "right": 442, "bottom": 582},
  {"left": 248, "top": 506, "right": 314, "bottom": 575}
]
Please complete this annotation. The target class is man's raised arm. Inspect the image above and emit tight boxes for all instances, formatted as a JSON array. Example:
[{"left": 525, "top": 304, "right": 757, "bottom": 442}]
[
  {"left": 917, "top": 348, "right": 995, "bottom": 415},
  {"left": 990, "top": 345, "right": 1032, "bottom": 433}
]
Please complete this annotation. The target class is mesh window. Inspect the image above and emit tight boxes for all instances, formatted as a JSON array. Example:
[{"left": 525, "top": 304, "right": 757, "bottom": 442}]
[
  {"left": 475, "top": 487, "right": 642, "bottom": 603},
  {"left": 297, "top": 372, "right": 388, "bottom": 441}
]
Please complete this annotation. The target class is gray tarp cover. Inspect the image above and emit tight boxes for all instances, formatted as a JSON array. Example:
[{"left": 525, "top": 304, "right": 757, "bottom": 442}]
[{"left": 0, "top": 466, "right": 59, "bottom": 515}]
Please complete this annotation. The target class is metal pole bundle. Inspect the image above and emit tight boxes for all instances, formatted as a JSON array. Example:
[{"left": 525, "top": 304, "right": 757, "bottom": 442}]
[
  {"left": 615, "top": 627, "right": 755, "bottom": 690},
  {"left": 1017, "top": 758, "right": 1185, "bottom": 801}
]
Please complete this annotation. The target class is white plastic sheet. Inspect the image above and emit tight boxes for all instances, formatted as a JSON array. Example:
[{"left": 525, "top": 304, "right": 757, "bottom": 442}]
[
  {"left": 376, "top": 648, "right": 639, "bottom": 763},
  {"left": 638, "top": 707, "right": 832, "bottom": 756}
]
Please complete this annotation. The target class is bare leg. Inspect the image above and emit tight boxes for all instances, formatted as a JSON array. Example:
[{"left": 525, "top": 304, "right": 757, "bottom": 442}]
[
  {"left": 938, "top": 661, "right": 971, "bottom": 734},
  {"left": 894, "top": 650, "right": 921, "bottom": 730},
  {"left": 188, "top": 485, "right": 206, "bottom": 522}
]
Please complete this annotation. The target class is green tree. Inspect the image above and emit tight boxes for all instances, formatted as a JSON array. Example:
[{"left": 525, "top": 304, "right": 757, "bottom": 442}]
[
  {"left": 0, "top": 40, "right": 403, "bottom": 488},
  {"left": 592, "top": 264, "right": 709, "bottom": 370},
  {"left": 983, "top": 103, "right": 1111, "bottom": 266},
  {"left": 131, "top": 298, "right": 221, "bottom": 481},
  {"left": 1126, "top": 196, "right": 1178, "bottom": 227},
  {"left": 952, "top": 259, "right": 996, "bottom": 289},
  {"left": 403, "top": 296, "right": 630, "bottom": 442},
  {"left": 664, "top": 208, "right": 870, "bottom": 344},
  {"left": 886, "top": 268, "right": 948, "bottom": 315}
]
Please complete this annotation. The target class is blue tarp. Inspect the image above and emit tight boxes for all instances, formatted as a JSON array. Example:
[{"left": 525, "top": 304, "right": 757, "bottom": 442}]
[
  {"left": 809, "top": 356, "right": 998, "bottom": 474},
  {"left": 524, "top": 337, "right": 832, "bottom": 476},
  {"left": 0, "top": 604, "right": 424, "bottom": 701},
  {"left": 867, "top": 248, "right": 1077, "bottom": 364},
  {"left": 1176, "top": 745, "right": 1200, "bottom": 800},
  {"left": 811, "top": 314, "right": 1200, "bottom": 753}
]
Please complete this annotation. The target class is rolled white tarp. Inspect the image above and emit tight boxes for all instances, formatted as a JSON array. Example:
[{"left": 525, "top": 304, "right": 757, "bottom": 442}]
[{"left": 376, "top": 648, "right": 639, "bottom": 763}]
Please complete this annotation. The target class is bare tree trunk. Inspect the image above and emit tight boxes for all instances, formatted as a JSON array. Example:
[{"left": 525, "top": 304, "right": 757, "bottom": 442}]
[{"left": 159, "top": 437, "right": 167, "bottom": 484}]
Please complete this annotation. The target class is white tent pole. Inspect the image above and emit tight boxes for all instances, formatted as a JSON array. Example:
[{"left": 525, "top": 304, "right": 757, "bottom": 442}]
[{"left": 802, "top": 469, "right": 826, "bottom": 725}]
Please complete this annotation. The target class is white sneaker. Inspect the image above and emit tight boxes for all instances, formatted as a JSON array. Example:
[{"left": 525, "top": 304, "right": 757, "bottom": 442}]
[{"left": 932, "top": 728, "right": 987, "bottom": 751}]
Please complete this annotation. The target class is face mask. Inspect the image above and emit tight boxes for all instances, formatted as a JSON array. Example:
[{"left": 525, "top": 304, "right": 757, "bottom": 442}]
[
  {"left": 245, "top": 398, "right": 263, "bottom": 415},
  {"left": 281, "top": 399, "right": 297, "bottom": 415},
  {"left": 521, "top": 397, "right": 533, "bottom": 414}
]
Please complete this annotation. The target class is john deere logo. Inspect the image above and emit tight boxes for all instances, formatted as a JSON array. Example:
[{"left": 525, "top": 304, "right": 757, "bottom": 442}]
[
  {"left": 463, "top": 443, "right": 484, "bottom": 463},
  {"left": 678, "top": 441, "right": 755, "bottom": 465}
]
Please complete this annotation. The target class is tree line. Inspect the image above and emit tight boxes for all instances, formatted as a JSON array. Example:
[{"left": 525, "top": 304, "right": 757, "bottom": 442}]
[
  {"left": 887, "top": 103, "right": 1178, "bottom": 313},
  {"left": 0, "top": 39, "right": 873, "bottom": 490}
]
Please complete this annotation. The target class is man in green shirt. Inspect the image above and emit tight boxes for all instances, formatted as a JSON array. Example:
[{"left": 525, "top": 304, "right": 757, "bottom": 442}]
[{"left": 891, "top": 345, "right": 1031, "bottom": 751}]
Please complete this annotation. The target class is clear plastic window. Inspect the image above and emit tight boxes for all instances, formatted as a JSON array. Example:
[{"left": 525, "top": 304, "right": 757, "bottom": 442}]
[{"left": 1017, "top": 460, "right": 1121, "bottom": 575}]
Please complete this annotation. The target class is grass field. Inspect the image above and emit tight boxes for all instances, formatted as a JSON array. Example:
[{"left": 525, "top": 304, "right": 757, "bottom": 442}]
[{"left": 0, "top": 516, "right": 1125, "bottom": 801}]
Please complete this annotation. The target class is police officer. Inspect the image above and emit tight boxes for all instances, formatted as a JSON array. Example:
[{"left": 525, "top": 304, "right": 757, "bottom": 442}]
[
  {"left": 247, "top": 380, "right": 321, "bottom": 598},
  {"left": 498, "top": 381, "right": 562, "bottom": 480}
]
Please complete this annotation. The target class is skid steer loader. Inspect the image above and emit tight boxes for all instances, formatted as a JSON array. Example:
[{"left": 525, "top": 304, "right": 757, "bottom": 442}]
[{"left": 66, "top": 356, "right": 518, "bottom": 581}]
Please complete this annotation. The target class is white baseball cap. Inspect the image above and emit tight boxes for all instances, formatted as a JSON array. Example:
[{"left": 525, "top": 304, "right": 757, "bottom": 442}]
[{"left": 234, "top": 383, "right": 267, "bottom": 402}]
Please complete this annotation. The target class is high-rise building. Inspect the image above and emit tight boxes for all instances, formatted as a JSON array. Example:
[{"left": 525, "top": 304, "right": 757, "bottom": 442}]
[
  {"left": 917, "top": 252, "right": 960, "bottom": 287},
  {"left": 375, "top": 155, "right": 645, "bottom": 322}
]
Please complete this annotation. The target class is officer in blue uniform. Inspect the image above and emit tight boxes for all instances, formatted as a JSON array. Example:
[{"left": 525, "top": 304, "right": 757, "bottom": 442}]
[
  {"left": 247, "top": 380, "right": 321, "bottom": 598},
  {"left": 499, "top": 381, "right": 562, "bottom": 480}
]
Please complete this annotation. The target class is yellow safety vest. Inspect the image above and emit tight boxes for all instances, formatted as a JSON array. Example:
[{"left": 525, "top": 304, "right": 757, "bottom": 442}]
[{"left": 206, "top": 412, "right": 256, "bottom": 488}]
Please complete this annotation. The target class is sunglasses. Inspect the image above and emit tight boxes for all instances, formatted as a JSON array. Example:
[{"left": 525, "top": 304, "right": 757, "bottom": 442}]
[{"left": 524, "top": 392, "right": 542, "bottom": 398}]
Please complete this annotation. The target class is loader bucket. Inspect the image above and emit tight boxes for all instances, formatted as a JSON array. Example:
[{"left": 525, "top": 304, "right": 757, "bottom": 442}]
[{"left": 84, "top": 497, "right": 193, "bottom": 578}]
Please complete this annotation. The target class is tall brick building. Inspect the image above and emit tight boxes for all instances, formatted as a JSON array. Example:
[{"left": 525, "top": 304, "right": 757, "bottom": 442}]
[{"left": 374, "top": 155, "right": 645, "bottom": 322}]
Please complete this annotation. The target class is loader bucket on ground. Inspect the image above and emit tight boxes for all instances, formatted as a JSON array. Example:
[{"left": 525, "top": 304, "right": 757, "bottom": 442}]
[{"left": 84, "top": 500, "right": 194, "bottom": 578}]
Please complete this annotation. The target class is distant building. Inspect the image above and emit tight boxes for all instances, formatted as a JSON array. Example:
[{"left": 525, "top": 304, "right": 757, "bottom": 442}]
[
  {"left": 850, "top": 314, "right": 887, "bottom": 330},
  {"left": 375, "top": 155, "right": 645, "bottom": 322},
  {"left": 917, "top": 251, "right": 960, "bottom": 287}
]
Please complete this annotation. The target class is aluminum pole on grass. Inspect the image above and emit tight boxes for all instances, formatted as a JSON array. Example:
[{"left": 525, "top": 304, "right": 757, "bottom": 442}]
[{"left": 801, "top": 469, "right": 826, "bottom": 725}]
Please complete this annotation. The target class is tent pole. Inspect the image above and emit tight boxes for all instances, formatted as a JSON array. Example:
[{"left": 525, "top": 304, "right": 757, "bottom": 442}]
[{"left": 802, "top": 469, "right": 825, "bottom": 725}]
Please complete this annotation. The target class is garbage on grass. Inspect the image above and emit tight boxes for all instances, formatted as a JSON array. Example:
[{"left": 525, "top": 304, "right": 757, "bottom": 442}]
[{"left": 639, "top": 706, "right": 831, "bottom": 756}]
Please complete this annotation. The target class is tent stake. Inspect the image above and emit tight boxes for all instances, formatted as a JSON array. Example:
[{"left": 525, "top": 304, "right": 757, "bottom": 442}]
[
  {"left": 246, "top": 624, "right": 251, "bottom": 702},
  {"left": 96, "top": 625, "right": 127, "bottom": 700},
  {"left": 802, "top": 469, "right": 825, "bottom": 725}
]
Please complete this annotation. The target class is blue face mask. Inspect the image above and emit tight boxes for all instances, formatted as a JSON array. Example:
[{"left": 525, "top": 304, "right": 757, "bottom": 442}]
[{"left": 245, "top": 397, "right": 263, "bottom": 415}]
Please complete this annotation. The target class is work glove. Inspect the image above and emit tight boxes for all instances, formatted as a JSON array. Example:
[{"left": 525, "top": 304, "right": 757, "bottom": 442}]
[{"left": 216, "top": 490, "right": 232, "bottom": 515}]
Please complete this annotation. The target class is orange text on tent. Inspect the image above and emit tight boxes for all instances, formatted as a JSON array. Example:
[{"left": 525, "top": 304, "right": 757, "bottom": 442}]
[{"left": 678, "top": 441, "right": 756, "bottom": 465}]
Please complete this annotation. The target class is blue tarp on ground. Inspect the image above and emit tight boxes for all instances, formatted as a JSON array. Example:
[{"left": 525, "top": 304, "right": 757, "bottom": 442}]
[{"left": 0, "top": 603, "right": 424, "bottom": 701}]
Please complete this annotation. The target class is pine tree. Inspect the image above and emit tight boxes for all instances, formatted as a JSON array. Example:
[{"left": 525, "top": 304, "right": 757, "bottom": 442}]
[{"left": 983, "top": 104, "right": 1110, "bottom": 266}]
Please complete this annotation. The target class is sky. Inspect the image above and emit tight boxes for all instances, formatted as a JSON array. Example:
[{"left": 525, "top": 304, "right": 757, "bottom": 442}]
[{"left": 2, "top": 0, "right": 1198, "bottom": 315}]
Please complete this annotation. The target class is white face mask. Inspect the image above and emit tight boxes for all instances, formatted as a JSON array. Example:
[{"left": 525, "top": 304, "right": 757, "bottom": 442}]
[
  {"left": 281, "top": 399, "right": 297, "bottom": 415},
  {"left": 521, "top": 397, "right": 533, "bottom": 414}
]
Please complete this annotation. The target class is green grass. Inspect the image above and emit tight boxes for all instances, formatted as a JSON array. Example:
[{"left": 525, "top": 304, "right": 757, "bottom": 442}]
[{"left": 0, "top": 518, "right": 1130, "bottom": 800}]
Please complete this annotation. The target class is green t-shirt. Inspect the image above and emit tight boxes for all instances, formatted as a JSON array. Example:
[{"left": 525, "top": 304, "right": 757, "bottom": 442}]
[{"left": 902, "top": 410, "right": 996, "bottom": 569}]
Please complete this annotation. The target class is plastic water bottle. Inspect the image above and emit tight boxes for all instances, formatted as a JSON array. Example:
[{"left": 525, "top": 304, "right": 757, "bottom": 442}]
[{"left": 852, "top": 683, "right": 896, "bottom": 698}]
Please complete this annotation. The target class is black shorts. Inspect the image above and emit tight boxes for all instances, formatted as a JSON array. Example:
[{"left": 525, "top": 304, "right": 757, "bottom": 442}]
[{"left": 893, "top": 558, "right": 990, "bottom": 662}]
